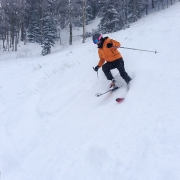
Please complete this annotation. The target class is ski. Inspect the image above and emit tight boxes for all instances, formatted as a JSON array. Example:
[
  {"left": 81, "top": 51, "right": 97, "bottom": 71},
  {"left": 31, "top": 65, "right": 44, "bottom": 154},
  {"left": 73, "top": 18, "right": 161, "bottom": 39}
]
[
  {"left": 116, "top": 98, "right": 124, "bottom": 103},
  {"left": 116, "top": 85, "right": 129, "bottom": 103},
  {"left": 95, "top": 86, "right": 119, "bottom": 97}
]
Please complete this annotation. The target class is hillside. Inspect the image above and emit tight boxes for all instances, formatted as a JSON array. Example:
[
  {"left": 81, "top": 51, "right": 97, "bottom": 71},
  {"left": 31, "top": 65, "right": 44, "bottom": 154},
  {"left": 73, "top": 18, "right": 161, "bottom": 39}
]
[{"left": 0, "top": 3, "right": 180, "bottom": 180}]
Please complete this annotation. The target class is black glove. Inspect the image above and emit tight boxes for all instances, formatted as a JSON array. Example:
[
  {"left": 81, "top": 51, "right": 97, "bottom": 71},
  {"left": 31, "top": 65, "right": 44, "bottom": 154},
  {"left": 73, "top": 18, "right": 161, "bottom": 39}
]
[
  {"left": 107, "top": 43, "right": 113, "bottom": 48},
  {"left": 94, "top": 66, "right": 99, "bottom": 72}
]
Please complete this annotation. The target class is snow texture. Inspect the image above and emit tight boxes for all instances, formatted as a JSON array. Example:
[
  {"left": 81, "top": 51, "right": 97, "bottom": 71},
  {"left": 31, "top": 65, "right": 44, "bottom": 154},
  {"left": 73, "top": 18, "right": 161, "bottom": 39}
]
[{"left": 0, "top": 3, "right": 180, "bottom": 180}]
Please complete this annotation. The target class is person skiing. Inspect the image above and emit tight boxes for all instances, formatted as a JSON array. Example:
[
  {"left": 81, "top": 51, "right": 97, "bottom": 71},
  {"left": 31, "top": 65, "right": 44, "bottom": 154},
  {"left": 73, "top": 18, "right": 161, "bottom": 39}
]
[{"left": 93, "top": 33, "right": 131, "bottom": 88}]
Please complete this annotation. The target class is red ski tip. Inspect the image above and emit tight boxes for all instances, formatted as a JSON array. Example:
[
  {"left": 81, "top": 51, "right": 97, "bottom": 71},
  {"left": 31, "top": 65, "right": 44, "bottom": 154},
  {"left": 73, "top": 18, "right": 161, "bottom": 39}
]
[{"left": 116, "top": 98, "right": 124, "bottom": 103}]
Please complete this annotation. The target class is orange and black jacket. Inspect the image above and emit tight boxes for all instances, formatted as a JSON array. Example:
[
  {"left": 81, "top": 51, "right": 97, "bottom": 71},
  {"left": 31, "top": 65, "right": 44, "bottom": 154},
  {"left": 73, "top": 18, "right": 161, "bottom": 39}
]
[{"left": 97, "top": 37, "right": 122, "bottom": 67}]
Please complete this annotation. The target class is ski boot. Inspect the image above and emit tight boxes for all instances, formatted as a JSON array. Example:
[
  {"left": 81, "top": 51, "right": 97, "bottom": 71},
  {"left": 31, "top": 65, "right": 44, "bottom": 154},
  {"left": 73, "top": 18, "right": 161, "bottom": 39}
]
[{"left": 109, "top": 79, "right": 116, "bottom": 89}]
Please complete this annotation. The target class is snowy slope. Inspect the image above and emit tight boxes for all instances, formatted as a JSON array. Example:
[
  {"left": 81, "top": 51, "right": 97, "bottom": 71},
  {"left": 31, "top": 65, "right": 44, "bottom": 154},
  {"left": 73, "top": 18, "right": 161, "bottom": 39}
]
[{"left": 1, "top": 3, "right": 180, "bottom": 180}]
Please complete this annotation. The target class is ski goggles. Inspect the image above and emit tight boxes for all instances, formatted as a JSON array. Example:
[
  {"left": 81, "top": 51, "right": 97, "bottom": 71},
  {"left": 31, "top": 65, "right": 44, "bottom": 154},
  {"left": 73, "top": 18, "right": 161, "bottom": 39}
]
[{"left": 93, "top": 35, "right": 102, "bottom": 44}]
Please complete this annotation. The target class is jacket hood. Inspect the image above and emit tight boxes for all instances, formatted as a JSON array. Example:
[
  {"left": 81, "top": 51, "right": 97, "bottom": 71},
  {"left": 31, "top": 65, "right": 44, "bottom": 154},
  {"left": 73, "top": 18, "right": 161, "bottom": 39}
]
[{"left": 98, "top": 37, "right": 109, "bottom": 49}]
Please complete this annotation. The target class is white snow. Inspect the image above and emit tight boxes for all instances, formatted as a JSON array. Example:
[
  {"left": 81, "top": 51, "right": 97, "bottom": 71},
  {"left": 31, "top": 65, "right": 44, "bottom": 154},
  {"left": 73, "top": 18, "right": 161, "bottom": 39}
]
[{"left": 1, "top": 3, "right": 180, "bottom": 180}]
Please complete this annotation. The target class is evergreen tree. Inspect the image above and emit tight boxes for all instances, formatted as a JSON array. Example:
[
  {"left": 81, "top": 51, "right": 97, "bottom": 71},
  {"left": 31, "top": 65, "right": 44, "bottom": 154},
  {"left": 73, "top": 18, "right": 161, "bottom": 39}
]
[
  {"left": 27, "top": 6, "right": 41, "bottom": 43},
  {"left": 86, "top": 5, "right": 93, "bottom": 24},
  {"left": 41, "top": 0, "right": 58, "bottom": 56},
  {"left": 98, "top": 5, "right": 122, "bottom": 33},
  {"left": 0, "top": 0, "right": 178, "bottom": 54}
]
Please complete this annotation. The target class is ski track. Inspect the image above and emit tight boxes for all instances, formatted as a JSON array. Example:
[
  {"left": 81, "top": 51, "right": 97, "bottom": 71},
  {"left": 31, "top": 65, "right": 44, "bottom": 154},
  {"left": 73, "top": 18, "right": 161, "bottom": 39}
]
[{"left": 1, "top": 3, "right": 180, "bottom": 180}]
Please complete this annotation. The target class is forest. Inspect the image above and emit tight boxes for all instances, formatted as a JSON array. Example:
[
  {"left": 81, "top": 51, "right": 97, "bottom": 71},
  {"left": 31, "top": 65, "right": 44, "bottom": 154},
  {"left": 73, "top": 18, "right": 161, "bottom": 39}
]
[{"left": 0, "top": 0, "right": 178, "bottom": 55}]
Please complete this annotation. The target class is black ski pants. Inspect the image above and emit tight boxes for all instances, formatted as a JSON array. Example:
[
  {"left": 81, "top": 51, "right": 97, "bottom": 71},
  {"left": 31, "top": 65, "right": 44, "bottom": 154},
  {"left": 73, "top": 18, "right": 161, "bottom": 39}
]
[{"left": 102, "top": 58, "right": 131, "bottom": 84}]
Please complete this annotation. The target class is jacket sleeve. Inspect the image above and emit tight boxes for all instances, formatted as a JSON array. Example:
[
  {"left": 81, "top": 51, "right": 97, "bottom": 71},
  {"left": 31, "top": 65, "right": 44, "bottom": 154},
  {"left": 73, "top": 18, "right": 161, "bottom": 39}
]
[
  {"left": 98, "top": 50, "right": 105, "bottom": 67},
  {"left": 111, "top": 39, "right": 121, "bottom": 47}
]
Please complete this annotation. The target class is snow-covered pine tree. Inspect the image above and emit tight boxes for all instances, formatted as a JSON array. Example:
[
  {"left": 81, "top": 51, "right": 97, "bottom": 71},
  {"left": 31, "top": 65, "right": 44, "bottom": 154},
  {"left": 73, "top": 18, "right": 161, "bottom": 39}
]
[
  {"left": 27, "top": 5, "right": 41, "bottom": 43},
  {"left": 0, "top": 0, "right": 23, "bottom": 51},
  {"left": 86, "top": 0, "right": 95, "bottom": 24},
  {"left": 98, "top": 4, "right": 122, "bottom": 33},
  {"left": 41, "top": 0, "right": 58, "bottom": 56}
]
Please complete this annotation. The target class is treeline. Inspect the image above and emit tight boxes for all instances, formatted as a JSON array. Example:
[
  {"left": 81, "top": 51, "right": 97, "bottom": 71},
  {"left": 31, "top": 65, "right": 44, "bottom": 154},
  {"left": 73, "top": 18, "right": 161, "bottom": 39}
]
[{"left": 0, "top": 0, "right": 178, "bottom": 55}]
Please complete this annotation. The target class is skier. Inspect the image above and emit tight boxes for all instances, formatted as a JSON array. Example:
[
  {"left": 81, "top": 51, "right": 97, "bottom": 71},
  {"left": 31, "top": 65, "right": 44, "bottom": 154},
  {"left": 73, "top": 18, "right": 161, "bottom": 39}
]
[{"left": 93, "top": 33, "right": 131, "bottom": 88}]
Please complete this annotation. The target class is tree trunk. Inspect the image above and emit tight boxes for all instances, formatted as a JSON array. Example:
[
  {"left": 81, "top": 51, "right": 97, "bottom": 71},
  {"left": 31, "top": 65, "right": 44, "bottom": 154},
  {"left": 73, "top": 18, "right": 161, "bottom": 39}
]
[
  {"left": 24, "top": 29, "right": 27, "bottom": 45},
  {"left": 146, "top": 0, "right": 148, "bottom": 15},
  {"left": 124, "top": 0, "right": 128, "bottom": 27},
  {"left": 15, "top": 36, "right": 18, "bottom": 51},
  {"left": 69, "top": 22, "right": 72, "bottom": 45},
  {"left": 11, "top": 32, "right": 15, "bottom": 51},
  {"left": 133, "top": 0, "right": 137, "bottom": 22},
  {"left": 152, "top": 0, "right": 155, "bottom": 8},
  {"left": 7, "top": 33, "right": 10, "bottom": 52},
  {"left": 58, "top": 27, "right": 61, "bottom": 45},
  {"left": 15, "top": 31, "right": 19, "bottom": 51},
  {"left": 69, "top": 1, "right": 72, "bottom": 45},
  {"left": 21, "top": 23, "right": 24, "bottom": 41},
  {"left": 82, "top": 0, "right": 86, "bottom": 43},
  {"left": 2, "top": 33, "right": 5, "bottom": 50}
]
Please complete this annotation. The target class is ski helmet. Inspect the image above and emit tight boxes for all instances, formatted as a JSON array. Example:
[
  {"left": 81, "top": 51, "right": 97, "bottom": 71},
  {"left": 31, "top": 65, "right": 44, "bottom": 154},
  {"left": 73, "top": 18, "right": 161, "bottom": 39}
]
[{"left": 92, "top": 33, "right": 102, "bottom": 44}]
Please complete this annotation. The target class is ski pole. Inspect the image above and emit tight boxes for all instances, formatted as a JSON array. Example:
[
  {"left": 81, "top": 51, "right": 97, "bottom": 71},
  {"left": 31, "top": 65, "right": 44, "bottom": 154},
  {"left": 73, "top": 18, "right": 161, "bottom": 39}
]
[
  {"left": 95, "top": 87, "right": 119, "bottom": 97},
  {"left": 120, "top": 47, "right": 158, "bottom": 54},
  {"left": 95, "top": 89, "right": 112, "bottom": 97}
]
